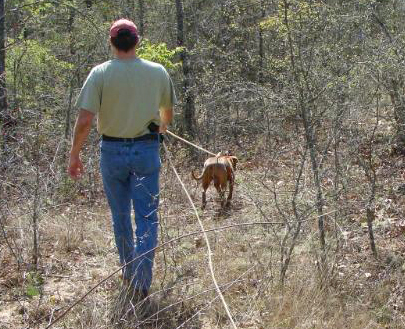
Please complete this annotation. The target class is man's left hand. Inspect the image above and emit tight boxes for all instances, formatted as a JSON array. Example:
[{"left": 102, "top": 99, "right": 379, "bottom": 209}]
[{"left": 159, "top": 123, "right": 168, "bottom": 133}]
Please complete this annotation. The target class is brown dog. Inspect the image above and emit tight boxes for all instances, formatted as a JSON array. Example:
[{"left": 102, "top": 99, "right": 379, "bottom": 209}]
[{"left": 192, "top": 153, "right": 238, "bottom": 209}]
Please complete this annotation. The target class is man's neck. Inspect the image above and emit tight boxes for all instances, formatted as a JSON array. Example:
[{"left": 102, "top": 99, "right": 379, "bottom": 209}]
[{"left": 115, "top": 49, "right": 137, "bottom": 60}]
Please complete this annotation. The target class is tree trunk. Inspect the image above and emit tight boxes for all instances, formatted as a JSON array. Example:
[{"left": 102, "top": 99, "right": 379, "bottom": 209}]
[
  {"left": 282, "top": 0, "right": 327, "bottom": 267},
  {"left": 65, "top": 8, "right": 75, "bottom": 140},
  {"left": 175, "top": 0, "right": 195, "bottom": 138},
  {"left": 366, "top": 198, "right": 378, "bottom": 258},
  {"left": 0, "top": 0, "right": 7, "bottom": 157},
  {"left": 0, "top": 0, "right": 7, "bottom": 113},
  {"left": 390, "top": 78, "right": 405, "bottom": 154},
  {"left": 302, "top": 106, "right": 327, "bottom": 263},
  {"left": 372, "top": 10, "right": 405, "bottom": 154},
  {"left": 137, "top": 0, "right": 145, "bottom": 37},
  {"left": 84, "top": 0, "right": 93, "bottom": 8},
  {"left": 258, "top": 0, "right": 265, "bottom": 83},
  {"left": 32, "top": 121, "right": 41, "bottom": 270},
  {"left": 123, "top": 0, "right": 135, "bottom": 20}
]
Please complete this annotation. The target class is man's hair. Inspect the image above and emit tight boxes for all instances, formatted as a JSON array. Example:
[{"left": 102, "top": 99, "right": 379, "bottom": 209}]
[{"left": 110, "top": 29, "right": 138, "bottom": 52}]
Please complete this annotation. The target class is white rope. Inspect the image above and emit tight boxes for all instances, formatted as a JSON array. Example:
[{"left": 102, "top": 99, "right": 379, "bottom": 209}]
[
  {"left": 166, "top": 130, "right": 217, "bottom": 156},
  {"left": 163, "top": 142, "right": 237, "bottom": 329}
]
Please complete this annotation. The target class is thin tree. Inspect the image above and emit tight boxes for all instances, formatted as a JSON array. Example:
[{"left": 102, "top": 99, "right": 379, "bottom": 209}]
[
  {"left": 371, "top": 6, "right": 405, "bottom": 153},
  {"left": 138, "top": 0, "right": 145, "bottom": 36},
  {"left": 282, "top": 0, "right": 327, "bottom": 266},
  {"left": 175, "top": 0, "right": 195, "bottom": 138},
  {"left": 0, "top": 0, "right": 6, "bottom": 112},
  {"left": 0, "top": 0, "right": 7, "bottom": 156},
  {"left": 258, "top": 0, "right": 266, "bottom": 83},
  {"left": 65, "top": 6, "right": 76, "bottom": 140}
]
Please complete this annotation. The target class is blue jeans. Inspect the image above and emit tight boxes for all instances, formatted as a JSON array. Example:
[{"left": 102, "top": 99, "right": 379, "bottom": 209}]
[{"left": 100, "top": 138, "right": 160, "bottom": 291}]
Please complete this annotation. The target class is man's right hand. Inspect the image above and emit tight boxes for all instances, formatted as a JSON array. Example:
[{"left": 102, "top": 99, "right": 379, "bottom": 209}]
[{"left": 68, "top": 154, "right": 84, "bottom": 180}]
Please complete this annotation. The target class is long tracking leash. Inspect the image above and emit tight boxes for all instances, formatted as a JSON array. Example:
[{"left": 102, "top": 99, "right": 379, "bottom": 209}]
[{"left": 166, "top": 130, "right": 217, "bottom": 156}]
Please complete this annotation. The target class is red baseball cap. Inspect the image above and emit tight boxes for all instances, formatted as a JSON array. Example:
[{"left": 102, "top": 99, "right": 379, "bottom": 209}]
[{"left": 110, "top": 19, "right": 138, "bottom": 38}]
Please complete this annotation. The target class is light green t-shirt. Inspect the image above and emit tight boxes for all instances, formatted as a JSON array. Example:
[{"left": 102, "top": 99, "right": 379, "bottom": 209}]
[{"left": 75, "top": 58, "right": 176, "bottom": 138}]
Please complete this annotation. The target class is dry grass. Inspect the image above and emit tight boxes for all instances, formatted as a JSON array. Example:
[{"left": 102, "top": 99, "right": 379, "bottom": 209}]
[{"left": 1, "top": 138, "right": 405, "bottom": 329}]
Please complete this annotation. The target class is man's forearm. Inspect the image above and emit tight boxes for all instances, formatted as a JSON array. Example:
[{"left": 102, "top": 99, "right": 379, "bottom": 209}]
[{"left": 70, "top": 110, "right": 95, "bottom": 156}]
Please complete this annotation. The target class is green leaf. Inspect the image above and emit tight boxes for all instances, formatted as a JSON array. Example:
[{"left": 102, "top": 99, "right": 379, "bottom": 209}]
[
  {"left": 137, "top": 39, "right": 182, "bottom": 70},
  {"left": 26, "top": 284, "right": 40, "bottom": 297}
]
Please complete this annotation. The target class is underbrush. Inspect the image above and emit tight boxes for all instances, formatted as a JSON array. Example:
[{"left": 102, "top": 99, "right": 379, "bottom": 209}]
[{"left": 1, "top": 136, "right": 404, "bottom": 328}]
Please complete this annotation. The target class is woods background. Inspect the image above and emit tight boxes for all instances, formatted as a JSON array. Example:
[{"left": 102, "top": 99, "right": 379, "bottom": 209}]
[{"left": 0, "top": 0, "right": 404, "bottom": 328}]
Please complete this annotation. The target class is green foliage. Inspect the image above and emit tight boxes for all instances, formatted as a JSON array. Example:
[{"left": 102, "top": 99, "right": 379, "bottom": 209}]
[
  {"left": 137, "top": 39, "right": 183, "bottom": 70},
  {"left": 6, "top": 38, "right": 73, "bottom": 106},
  {"left": 261, "top": 1, "right": 324, "bottom": 33},
  {"left": 26, "top": 284, "right": 40, "bottom": 297},
  {"left": 260, "top": 1, "right": 326, "bottom": 83},
  {"left": 25, "top": 272, "right": 44, "bottom": 298}
]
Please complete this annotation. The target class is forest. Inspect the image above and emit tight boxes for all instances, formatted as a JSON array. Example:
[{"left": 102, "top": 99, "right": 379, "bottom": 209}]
[{"left": 0, "top": 0, "right": 404, "bottom": 328}]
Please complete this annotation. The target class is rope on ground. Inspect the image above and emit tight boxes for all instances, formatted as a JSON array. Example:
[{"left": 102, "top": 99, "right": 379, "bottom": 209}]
[
  {"left": 163, "top": 141, "right": 238, "bottom": 329},
  {"left": 166, "top": 130, "right": 217, "bottom": 156}
]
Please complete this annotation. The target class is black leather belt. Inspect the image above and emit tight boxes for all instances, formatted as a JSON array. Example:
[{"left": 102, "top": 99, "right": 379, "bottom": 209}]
[{"left": 101, "top": 133, "right": 158, "bottom": 142}]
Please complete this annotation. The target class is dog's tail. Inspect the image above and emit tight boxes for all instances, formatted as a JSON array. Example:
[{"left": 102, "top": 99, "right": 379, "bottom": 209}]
[{"left": 191, "top": 169, "right": 204, "bottom": 181}]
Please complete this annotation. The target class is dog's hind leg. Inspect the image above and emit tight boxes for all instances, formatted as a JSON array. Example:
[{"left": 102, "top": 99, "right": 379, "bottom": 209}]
[
  {"left": 202, "top": 189, "right": 207, "bottom": 209},
  {"left": 219, "top": 189, "right": 225, "bottom": 207},
  {"left": 226, "top": 174, "right": 234, "bottom": 207},
  {"left": 214, "top": 179, "right": 226, "bottom": 208},
  {"left": 201, "top": 178, "right": 211, "bottom": 209}
]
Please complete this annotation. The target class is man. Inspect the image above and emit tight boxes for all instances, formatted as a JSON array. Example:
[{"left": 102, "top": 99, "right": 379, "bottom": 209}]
[{"left": 68, "top": 19, "right": 176, "bottom": 303}]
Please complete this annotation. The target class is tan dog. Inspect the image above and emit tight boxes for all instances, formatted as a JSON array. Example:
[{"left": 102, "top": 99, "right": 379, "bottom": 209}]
[{"left": 192, "top": 153, "right": 238, "bottom": 209}]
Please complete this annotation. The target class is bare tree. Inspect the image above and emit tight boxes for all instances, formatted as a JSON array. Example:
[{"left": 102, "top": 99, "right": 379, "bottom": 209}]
[
  {"left": 0, "top": 0, "right": 5, "bottom": 113},
  {"left": 31, "top": 119, "right": 42, "bottom": 270},
  {"left": 138, "top": 0, "right": 145, "bottom": 36},
  {"left": 277, "top": 148, "right": 308, "bottom": 285},
  {"left": 371, "top": 6, "right": 405, "bottom": 153},
  {"left": 0, "top": 0, "right": 8, "bottom": 159},
  {"left": 355, "top": 87, "right": 381, "bottom": 258},
  {"left": 65, "top": 7, "right": 76, "bottom": 140},
  {"left": 258, "top": 0, "right": 266, "bottom": 83},
  {"left": 175, "top": 0, "right": 196, "bottom": 138},
  {"left": 282, "top": 0, "right": 327, "bottom": 265}
]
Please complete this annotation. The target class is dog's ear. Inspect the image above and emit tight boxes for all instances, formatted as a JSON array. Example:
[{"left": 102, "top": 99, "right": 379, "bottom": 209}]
[{"left": 230, "top": 156, "right": 238, "bottom": 170}]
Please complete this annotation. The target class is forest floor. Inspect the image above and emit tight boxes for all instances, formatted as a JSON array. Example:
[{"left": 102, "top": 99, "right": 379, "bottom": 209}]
[{"left": 1, "top": 141, "right": 405, "bottom": 329}]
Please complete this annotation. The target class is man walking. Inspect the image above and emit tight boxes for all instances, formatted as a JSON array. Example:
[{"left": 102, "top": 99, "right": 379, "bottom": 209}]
[{"left": 68, "top": 18, "right": 176, "bottom": 306}]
